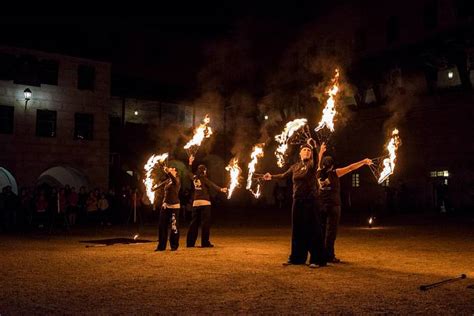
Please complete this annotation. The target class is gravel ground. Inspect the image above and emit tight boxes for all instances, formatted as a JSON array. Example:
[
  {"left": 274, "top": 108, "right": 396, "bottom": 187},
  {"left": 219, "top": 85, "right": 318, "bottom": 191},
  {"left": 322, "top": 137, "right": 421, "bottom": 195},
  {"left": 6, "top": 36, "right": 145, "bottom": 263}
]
[{"left": 1, "top": 218, "right": 473, "bottom": 315}]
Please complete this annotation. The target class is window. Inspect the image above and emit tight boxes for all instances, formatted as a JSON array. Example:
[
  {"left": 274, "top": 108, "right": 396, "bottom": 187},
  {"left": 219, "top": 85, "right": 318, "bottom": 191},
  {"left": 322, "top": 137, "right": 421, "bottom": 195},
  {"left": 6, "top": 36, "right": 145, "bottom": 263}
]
[
  {"left": 40, "top": 60, "right": 59, "bottom": 85},
  {"left": 74, "top": 113, "right": 94, "bottom": 140},
  {"left": 424, "top": 0, "right": 438, "bottom": 30},
  {"left": 386, "top": 16, "right": 400, "bottom": 43},
  {"left": 36, "top": 110, "right": 57, "bottom": 137},
  {"left": 430, "top": 170, "right": 449, "bottom": 177},
  {"left": 0, "top": 105, "right": 14, "bottom": 134},
  {"left": 0, "top": 53, "right": 15, "bottom": 81},
  {"left": 352, "top": 173, "right": 360, "bottom": 187},
  {"left": 14, "top": 55, "right": 40, "bottom": 86},
  {"left": 77, "top": 65, "right": 95, "bottom": 90}
]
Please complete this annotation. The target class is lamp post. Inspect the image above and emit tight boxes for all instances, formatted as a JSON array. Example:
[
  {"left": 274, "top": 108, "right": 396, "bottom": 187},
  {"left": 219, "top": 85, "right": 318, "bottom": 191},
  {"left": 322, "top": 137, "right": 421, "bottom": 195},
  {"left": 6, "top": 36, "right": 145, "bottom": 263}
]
[{"left": 24, "top": 88, "right": 32, "bottom": 111}]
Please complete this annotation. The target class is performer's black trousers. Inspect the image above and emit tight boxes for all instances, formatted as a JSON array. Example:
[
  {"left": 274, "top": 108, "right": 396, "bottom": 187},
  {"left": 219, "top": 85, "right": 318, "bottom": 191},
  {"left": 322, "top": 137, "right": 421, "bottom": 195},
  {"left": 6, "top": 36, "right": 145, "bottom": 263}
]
[
  {"left": 289, "top": 197, "right": 326, "bottom": 265},
  {"left": 320, "top": 204, "right": 341, "bottom": 260},
  {"left": 157, "top": 208, "right": 180, "bottom": 250},
  {"left": 186, "top": 205, "right": 212, "bottom": 247}
]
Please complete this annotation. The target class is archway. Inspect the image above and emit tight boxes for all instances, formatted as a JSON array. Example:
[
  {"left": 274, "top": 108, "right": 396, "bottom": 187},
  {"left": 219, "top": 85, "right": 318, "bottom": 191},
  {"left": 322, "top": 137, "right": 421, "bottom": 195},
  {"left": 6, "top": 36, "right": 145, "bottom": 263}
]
[
  {"left": 37, "top": 166, "right": 89, "bottom": 189},
  {"left": 0, "top": 167, "right": 18, "bottom": 195}
]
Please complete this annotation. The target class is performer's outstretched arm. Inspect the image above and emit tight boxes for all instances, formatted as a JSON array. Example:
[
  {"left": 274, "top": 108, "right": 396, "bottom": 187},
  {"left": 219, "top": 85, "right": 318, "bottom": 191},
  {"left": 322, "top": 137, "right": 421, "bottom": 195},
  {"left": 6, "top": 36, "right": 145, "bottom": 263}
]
[
  {"left": 263, "top": 166, "right": 293, "bottom": 181},
  {"left": 335, "top": 158, "right": 372, "bottom": 178},
  {"left": 202, "top": 177, "right": 227, "bottom": 193}
]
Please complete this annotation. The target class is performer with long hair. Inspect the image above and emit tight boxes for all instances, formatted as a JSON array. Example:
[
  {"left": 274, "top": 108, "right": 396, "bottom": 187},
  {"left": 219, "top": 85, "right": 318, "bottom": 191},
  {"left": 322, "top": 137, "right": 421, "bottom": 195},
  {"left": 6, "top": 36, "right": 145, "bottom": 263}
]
[
  {"left": 317, "top": 143, "right": 372, "bottom": 262},
  {"left": 155, "top": 166, "right": 181, "bottom": 251}
]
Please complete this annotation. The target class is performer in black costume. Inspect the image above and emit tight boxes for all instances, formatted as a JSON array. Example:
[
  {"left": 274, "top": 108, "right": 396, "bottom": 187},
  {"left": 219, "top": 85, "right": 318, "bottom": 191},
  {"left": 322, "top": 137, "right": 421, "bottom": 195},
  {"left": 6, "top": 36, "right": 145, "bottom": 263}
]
[
  {"left": 155, "top": 166, "right": 181, "bottom": 251},
  {"left": 263, "top": 138, "right": 327, "bottom": 268},
  {"left": 317, "top": 143, "right": 372, "bottom": 262},
  {"left": 186, "top": 156, "right": 227, "bottom": 248}
]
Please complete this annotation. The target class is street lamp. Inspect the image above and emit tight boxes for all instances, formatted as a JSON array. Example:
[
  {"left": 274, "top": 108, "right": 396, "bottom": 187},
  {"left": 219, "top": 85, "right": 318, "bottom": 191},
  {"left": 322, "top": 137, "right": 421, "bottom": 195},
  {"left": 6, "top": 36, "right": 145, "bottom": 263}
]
[{"left": 24, "top": 88, "right": 32, "bottom": 111}]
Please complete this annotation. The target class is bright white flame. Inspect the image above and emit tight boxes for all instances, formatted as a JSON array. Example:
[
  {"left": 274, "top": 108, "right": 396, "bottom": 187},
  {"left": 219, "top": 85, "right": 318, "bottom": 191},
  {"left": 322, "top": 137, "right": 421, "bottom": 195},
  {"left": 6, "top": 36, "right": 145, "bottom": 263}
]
[
  {"left": 315, "top": 69, "right": 340, "bottom": 132},
  {"left": 274, "top": 118, "right": 307, "bottom": 167},
  {"left": 246, "top": 143, "right": 265, "bottom": 198},
  {"left": 368, "top": 217, "right": 373, "bottom": 225},
  {"left": 225, "top": 158, "right": 241, "bottom": 199},
  {"left": 184, "top": 114, "right": 213, "bottom": 150},
  {"left": 378, "top": 129, "right": 401, "bottom": 184},
  {"left": 133, "top": 234, "right": 139, "bottom": 240},
  {"left": 143, "top": 153, "right": 169, "bottom": 204}
]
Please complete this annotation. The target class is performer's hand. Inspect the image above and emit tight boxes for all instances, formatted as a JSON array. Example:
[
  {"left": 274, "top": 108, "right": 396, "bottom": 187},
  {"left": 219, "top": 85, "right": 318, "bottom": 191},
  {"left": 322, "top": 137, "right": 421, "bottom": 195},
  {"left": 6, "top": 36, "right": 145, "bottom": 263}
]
[
  {"left": 263, "top": 172, "right": 272, "bottom": 181},
  {"left": 189, "top": 155, "right": 195, "bottom": 166},
  {"left": 221, "top": 187, "right": 228, "bottom": 193},
  {"left": 320, "top": 142, "right": 327, "bottom": 155},
  {"left": 364, "top": 158, "right": 373, "bottom": 165}
]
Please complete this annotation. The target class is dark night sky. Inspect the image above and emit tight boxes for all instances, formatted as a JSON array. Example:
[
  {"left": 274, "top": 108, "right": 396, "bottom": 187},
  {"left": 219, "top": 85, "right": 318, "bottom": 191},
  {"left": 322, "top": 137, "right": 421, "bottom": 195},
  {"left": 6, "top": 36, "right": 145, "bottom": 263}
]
[{"left": 0, "top": 3, "right": 344, "bottom": 99}]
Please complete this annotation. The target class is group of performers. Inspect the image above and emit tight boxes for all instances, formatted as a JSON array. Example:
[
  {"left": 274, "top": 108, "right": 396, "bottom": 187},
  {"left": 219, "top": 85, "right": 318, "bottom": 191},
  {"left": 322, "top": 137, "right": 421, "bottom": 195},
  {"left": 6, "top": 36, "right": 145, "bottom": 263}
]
[{"left": 154, "top": 138, "right": 372, "bottom": 269}]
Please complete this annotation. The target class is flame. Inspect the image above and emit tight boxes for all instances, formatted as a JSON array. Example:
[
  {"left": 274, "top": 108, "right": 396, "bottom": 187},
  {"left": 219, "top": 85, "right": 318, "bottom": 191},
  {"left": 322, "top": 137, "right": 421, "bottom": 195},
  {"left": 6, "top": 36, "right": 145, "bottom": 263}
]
[
  {"left": 315, "top": 69, "right": 340, "bottom": 132},
  {"left": 143, "top": 153, "right": 169, "bottom": 204},
  {"left": 368, "top": 217, "right": 373, "bottom": 224},
  {"left": 133, "top": 234, "right": 139, "bottom": 240},
  {"left": 378, "top": 129, "right": 401, "bottom": 184},
  {"left": 246, "top": 143, "right": 265, "bottom": 198},
  {"left": 184, "top": 114, "right": 213, "bottom": 150},
  {"left": 274, "top": 118, "right": 308, "bottom": 167},
  {"left": 225, "top": 158, "right": 241, "bottom": 199}
]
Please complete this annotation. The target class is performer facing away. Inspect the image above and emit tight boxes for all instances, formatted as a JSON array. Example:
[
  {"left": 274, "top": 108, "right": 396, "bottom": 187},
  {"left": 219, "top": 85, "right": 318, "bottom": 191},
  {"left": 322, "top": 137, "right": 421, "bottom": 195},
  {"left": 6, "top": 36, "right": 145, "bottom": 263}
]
[
  {"left": 317, "top": 143, "right": 372, "bottom": 263},
  {"left": 263, "top": 138, "right": 327, "bottom": 268},
  {"left": 187, "top": 156, "right": 227, "bottom": 248},
  {"left": 155, "top": 166, "right": 181, "bottom": 251}
]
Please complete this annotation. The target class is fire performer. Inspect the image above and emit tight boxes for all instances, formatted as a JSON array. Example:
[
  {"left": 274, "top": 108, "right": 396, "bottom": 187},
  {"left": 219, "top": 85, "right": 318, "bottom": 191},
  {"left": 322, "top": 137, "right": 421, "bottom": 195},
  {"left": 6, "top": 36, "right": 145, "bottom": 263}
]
[
  {"left": 317, "top": 143, "right": 372, "bottom": 263},
  {"left": 155, "top": 165, "right": 181, "bottom": 251},
  {"left": 263, "top": 138, "right": 327, "bottom": 268},
  {"left": 186, "top": 156, "right": 227, "bottom": 248}
]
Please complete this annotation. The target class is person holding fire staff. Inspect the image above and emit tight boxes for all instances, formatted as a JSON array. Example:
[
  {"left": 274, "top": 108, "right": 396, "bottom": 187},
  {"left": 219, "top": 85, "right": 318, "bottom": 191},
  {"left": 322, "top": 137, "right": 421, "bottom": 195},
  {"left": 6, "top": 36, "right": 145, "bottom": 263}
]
[
  {"left": 186, "top": 156, "right": 227, "bottom": 248},
  {"left": 155, "top": 165, "right": 181, "bottom": 251},
  {"left": 317, "top": 142, "right": 372, "bottom": 263},
  {"left": 263, "top": 138, "right": 327, "bottom": 268}
]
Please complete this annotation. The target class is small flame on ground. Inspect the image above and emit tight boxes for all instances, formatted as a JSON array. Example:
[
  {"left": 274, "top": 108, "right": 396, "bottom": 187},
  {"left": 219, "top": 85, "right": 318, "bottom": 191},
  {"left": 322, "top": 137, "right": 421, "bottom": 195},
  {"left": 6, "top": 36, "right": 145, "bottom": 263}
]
[
  {"left": 225, "top": 158, "right": 241, "bottom": 199},
  {"left": 184, "top": 114, "right": 213, "bottom": 150},
  {"left": 378, "top": 129, "right": 401, "bottom": 184},
  {"left": 143, "top": 153, "right": 169, "bottom": 205},
  {"left": 315, "top": 69, "right": 340, "bottom": 132},
  {"left": 246, "top": 143, "right": 265, "bottom": 198},
  {"left": 275, "top": 118, "right": 307, "bottom": 167},
  {"left": 133, "top": 234, "right": 139, "bottom": 240}
]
